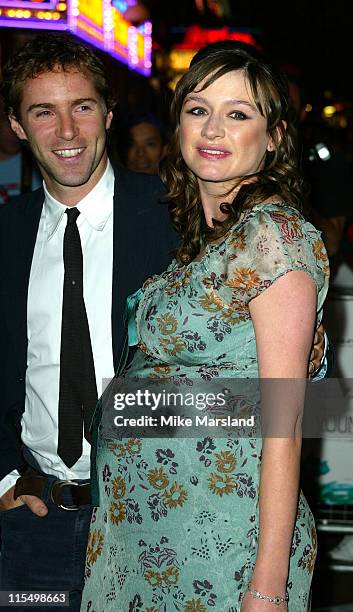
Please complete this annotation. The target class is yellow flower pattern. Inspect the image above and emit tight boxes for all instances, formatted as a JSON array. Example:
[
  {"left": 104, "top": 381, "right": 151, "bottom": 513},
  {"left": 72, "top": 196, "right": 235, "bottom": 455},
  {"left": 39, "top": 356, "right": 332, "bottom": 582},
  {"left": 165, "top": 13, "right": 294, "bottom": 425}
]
[
  {"left": 144, "top": 570, "right": 162, "bottom": 587},
  {"left": 86, "top": 529, "right": 104, "bottom": 566},
  {"left": 110, "top": 500, "right": 126, "bottom": 525},
  {"left": 184, "top": 599, "right": 207, "bottom": 612},
  {"left": 157, "top": 313, "right": 178, "bottom": 335},
  {"left": 208, "top": 473, "right": 237, "bottom": 497},
  {"left": 226, "top": 267, "right": 261, "bottom": 293},
  {"left": 198, "top": 292, "right": 224, "bottom": 312},
  {"left": 162, "top": 482, "right": 188, "bottom": 508},
  {"left": 312, "top": 238, "right": 327, "bottom": 261},
  {"left": 160, "top": 335, "right": 185, "bottom": 356},
  {"left": 161, "top": 566, "right": 180, "bottom": 585},
  {"left": 112, "top": 475, "right": 126, "bottom": 499},
  {"left": 147, "top": 467, "right": 169, "bottom": 490},
  {"left": 215, "top": 450, "right": 237, "bottom": 473}
]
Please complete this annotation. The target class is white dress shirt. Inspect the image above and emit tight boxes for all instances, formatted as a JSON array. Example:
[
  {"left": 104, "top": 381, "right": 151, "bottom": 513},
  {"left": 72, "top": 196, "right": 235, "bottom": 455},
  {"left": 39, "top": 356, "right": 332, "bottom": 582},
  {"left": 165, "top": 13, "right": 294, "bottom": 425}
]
[{"left": 0, "top": 161, "right": 115, "bottom": 496}]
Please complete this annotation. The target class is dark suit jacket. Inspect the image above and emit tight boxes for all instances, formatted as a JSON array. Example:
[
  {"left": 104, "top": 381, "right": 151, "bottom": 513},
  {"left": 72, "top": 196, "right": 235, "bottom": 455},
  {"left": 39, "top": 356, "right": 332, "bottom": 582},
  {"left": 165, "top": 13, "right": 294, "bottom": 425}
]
[{"left": 0, "top": 164, "right": 176, "bottom": 480}]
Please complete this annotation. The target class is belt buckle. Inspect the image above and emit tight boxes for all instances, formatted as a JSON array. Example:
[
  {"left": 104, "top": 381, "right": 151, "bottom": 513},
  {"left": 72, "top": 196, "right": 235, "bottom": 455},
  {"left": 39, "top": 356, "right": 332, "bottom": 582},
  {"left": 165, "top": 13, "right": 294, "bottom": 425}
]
[{"left": 51, "top": 479, "right": 80, "bottom": 511}]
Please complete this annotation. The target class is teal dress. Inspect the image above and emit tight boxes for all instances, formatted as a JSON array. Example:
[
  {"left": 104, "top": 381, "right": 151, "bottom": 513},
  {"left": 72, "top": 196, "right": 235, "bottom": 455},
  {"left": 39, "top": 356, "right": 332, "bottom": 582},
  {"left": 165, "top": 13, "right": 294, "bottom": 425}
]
[{"left": 81, "top": 203, "right": 329, "bottom": 612}]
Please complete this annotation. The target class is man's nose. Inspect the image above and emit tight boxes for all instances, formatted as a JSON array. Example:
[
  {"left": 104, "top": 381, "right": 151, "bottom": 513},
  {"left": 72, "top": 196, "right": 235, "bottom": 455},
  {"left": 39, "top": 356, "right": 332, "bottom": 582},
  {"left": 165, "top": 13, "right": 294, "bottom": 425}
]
[
  {"left": 201, "top": 113, "right": 225, "bottom": 140},
  {"left": 136, "top": 145, "right": 146, "bottom": 158},
  {"left": 56, "top": 112, "right": 78, "bottom": 141}
]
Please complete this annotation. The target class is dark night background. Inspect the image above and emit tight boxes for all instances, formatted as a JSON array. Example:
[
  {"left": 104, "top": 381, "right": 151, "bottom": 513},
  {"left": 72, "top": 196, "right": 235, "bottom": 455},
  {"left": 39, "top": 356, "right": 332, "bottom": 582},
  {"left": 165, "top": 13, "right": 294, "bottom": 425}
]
[{"left": 146, "top": 0, "right": 353, "bottom": 102}]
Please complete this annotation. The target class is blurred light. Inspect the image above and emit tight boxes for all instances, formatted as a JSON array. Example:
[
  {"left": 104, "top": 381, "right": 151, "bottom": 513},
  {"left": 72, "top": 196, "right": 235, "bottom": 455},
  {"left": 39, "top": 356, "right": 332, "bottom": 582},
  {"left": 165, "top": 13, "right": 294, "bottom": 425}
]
[
  {"left": 322, "top": 105, "right": 336, "bottom": 118},
  {"left": 316, "top": 143, "right": 331, "bottom": 161},
  {"left": 338, "top": 116, "right": 348, "bottom": 128},
  {"left": 170, "top": 50, "right": 195, "bottom": 71},
  {"left": 175, "top": 24, "right": 257, "bottom": 50},
  {"left": 0, "top": 0, "right": 151, "bottom": 77},
  {"left": 305, "top": 103, "right": 312, "bottom": 113}
]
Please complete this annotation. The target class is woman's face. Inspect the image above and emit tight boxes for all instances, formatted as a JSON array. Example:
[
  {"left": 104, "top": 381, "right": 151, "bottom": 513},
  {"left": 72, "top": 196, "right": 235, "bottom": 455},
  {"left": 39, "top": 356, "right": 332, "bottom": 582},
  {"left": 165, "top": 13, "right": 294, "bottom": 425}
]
[{"left": 179, "top": 70, "right": 274, "bottom": 197}]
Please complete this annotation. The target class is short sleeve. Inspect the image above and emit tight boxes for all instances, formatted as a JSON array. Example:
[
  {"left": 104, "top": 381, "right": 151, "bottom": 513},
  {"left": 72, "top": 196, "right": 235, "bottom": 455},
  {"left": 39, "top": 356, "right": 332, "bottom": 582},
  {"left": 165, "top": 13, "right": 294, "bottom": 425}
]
[{"left": 218, "top": 204, "right": 329, "bottom": 314}]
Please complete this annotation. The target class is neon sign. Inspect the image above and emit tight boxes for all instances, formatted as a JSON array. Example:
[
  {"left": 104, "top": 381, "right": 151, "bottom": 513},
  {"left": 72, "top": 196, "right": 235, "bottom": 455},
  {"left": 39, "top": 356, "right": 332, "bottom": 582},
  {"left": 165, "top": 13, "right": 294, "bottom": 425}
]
[
  {"left": 0, "top": 0, "right": 152, "bottom": 76},
  {"left": 175, "top": 24, "right": 258, "bottom": 50}
]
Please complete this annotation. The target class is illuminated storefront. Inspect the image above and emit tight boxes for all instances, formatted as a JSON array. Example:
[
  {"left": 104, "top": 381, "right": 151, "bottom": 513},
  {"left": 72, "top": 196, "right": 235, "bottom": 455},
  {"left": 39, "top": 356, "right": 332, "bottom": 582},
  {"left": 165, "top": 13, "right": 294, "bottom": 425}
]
[{"left": 0, "top": 0, "right": 152, "bottom": 75}]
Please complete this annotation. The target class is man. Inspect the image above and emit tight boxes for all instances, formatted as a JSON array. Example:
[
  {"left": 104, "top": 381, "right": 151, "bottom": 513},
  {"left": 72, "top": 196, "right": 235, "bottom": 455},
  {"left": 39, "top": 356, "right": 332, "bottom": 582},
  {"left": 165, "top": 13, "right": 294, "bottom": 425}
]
[
  {"left": 124, "top": 113, "right": 168, "bottom": 174},
  {"left": 0, "top": 101, "right": 41, "bottom": 204},
  {"left": 0, "top": 34, "right": 174, "bottom": 611},
  {"left": 0, "top": 35, "right": 324, "bottom": 611}
]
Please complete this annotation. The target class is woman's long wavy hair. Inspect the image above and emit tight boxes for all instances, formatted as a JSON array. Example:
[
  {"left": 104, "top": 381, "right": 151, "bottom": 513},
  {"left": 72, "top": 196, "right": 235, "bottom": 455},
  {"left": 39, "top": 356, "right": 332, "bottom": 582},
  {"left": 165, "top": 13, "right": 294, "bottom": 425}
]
[{"left": 160, "top": 44, "right": 306, "bottom": 265}]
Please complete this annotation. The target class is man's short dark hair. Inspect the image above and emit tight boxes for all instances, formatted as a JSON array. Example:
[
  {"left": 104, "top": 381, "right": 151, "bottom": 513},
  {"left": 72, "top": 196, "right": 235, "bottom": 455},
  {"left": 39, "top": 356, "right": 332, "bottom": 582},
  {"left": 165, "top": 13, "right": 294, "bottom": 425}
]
[{"left": 1, "top": 34, "right": 114, "bottom": 118}]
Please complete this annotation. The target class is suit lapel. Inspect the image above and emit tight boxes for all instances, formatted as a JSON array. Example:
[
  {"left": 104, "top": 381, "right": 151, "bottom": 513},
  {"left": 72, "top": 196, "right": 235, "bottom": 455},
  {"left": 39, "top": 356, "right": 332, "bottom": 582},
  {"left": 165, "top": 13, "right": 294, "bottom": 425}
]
[{"left": 6, "top": 190, "right": 44, "bottom": 375}]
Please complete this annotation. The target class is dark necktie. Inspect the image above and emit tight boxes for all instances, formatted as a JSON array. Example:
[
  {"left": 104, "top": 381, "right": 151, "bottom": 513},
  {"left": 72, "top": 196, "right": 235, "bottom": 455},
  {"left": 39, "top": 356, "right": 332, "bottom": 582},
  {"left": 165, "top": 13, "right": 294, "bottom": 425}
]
[{"left": 58, "top": 207, "right": 98, "bottom": 468}]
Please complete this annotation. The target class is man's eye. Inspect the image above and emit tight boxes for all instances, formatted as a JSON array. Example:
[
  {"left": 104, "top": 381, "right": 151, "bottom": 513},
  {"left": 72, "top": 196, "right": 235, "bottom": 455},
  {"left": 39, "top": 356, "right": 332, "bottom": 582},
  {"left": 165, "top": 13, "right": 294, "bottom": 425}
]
[
  {"left": 78, "top": 105, "right": 91, "bottom": 112},
  {"left": 229, "top": 111, "right": 248, "bottom": 120},
  {"left": 36, "top": 110, "right": 52, "bottom": 118}
]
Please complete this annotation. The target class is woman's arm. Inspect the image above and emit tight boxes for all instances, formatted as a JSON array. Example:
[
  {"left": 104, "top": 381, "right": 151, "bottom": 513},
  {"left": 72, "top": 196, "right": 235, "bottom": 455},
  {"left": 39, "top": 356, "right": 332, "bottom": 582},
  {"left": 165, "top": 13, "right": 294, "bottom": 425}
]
[{"left": 241, "top": 270, "right": 317, "bottom": 610}]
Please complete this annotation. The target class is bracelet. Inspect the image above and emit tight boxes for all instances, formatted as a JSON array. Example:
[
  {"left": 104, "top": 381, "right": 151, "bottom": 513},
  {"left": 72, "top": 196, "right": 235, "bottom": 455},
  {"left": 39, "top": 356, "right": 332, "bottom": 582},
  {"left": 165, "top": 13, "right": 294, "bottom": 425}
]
[{"left": 247, "top": 584, "right": 289, "bottom": 606}]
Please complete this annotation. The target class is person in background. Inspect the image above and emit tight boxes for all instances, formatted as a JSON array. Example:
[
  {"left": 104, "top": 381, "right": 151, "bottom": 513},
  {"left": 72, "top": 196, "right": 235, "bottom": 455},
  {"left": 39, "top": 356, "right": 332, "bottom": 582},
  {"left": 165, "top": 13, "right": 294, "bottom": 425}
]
[
  {"left": 0, "top": 101, "right": 41, "bottom": 204},
  {"left": 123, "top": 112, "right": 168, "bottom": 174},
  {"left": 82, "top": 41, "right": 329, "bottom": 612}
]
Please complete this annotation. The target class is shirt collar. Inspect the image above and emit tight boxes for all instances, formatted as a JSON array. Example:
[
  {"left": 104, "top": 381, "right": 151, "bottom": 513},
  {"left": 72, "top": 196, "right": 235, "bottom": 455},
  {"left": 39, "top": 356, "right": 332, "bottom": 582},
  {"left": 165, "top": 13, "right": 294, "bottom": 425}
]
[{"left": 43, "top": 160, "right": 115, "bottom": 240}]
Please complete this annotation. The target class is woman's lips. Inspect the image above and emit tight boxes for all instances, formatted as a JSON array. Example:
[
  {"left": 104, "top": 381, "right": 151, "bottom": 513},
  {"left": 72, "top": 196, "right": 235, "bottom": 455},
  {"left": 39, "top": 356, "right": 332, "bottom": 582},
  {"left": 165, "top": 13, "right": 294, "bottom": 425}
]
[{"left": 197, "top": 147, "right": 231, "bottom": 160}]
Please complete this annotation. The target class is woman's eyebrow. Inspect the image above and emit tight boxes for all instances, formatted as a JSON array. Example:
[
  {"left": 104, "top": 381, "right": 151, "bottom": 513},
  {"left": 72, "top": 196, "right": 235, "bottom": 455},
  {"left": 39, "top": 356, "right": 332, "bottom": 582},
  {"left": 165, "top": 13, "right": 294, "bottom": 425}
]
[{"left": 184, "top": 94, "right": 257, "bottom": 111}]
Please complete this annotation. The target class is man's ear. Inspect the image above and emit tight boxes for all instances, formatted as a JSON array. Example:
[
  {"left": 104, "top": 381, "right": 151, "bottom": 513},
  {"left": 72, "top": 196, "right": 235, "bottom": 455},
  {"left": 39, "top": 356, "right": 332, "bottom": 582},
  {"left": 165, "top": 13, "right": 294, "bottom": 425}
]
[
  {"left": 9, "top": 114, "right": 28, "bottom": 142},
  {"left": 105, "top": 110, "right": 113, "bottom": 131},
  {"left": 267, "top": 120, "right": 287, "bottom": 152}
]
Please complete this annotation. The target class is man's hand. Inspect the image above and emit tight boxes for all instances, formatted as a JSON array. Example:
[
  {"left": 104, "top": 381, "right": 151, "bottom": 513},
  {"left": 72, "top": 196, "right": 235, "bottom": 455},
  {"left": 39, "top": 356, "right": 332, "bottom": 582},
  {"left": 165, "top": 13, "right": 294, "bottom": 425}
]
[
  {"left": 308, "top": 322, "right": 325, "bottom": 375},
  {"left": 0, "top": 485, "right": 48, "bottom": 516}
]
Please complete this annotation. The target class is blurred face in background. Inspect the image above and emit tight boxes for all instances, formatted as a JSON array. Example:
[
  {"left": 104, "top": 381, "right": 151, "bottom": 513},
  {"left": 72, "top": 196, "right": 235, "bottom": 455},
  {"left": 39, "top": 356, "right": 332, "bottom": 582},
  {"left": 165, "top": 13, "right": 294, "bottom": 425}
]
[
  {"left": 0, "top": 108, "right": 21, "bottom": 160},
  {"left": 127, "top": 121, "right": 166, "bottom": 174}
]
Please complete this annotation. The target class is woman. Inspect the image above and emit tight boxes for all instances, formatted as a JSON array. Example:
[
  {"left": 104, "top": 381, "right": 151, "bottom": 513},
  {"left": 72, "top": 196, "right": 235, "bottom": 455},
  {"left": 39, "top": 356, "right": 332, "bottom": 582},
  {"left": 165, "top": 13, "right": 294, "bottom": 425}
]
[{"left": 81, "top": 44, "right": 329, "bottom": 611}]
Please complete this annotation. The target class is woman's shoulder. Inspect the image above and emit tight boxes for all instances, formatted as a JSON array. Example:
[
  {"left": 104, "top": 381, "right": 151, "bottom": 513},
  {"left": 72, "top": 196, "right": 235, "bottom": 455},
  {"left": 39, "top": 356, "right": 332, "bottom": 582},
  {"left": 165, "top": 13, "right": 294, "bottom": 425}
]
[
  {"left": 233, "top": 199, "right": 321, "bottom": 245},
  {"left": 216, "top": 199, "right": 329, "bottom": 308},
  {"left": 242, "top": 199, "right": 304, "bottom": 223}
]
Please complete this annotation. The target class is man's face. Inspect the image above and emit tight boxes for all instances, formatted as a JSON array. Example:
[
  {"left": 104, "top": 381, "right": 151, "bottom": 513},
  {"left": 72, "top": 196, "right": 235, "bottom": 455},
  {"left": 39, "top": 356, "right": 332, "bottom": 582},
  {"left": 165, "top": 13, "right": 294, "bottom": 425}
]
[
  {"left": 10, "top": 68, "right": 112, "bottom": 204},
  {"left": 127, "top": 122, "right": 165, "bottom": 174},
  {"left": 0, "top": 108, "right": 22, "bottom": 160}
]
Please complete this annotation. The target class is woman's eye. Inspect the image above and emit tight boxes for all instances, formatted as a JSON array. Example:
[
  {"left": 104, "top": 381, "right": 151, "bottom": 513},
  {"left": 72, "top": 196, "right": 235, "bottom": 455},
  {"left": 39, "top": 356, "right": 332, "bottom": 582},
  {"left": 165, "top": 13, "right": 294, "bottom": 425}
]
[
  {"left": 229, "top": 111, "right": 248, "bottom": 120},
  {"left": 187, "top": 107, "right": 207, "bottom": 116}
]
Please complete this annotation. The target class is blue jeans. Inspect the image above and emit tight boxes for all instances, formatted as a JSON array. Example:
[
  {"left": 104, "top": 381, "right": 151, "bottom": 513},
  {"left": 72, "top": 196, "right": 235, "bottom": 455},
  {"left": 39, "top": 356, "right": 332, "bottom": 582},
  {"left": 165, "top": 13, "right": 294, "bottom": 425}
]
[{"left": 0, "top": 478, "right": 92, "bottom": 612}]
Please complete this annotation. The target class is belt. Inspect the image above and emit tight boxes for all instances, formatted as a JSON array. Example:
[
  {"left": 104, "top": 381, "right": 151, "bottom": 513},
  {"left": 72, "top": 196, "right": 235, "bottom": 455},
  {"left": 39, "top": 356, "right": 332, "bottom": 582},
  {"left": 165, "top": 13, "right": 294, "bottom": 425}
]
[{"left": 14, "top": 467, "right": 91, "bottom": 511}]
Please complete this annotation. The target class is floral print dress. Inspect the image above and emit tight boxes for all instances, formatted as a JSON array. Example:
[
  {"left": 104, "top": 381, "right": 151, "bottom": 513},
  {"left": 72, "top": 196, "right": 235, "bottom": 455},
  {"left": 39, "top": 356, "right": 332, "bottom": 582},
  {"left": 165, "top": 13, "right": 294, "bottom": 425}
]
[{"left": 81, "top": 203, "right": 329, "bottom": 612}]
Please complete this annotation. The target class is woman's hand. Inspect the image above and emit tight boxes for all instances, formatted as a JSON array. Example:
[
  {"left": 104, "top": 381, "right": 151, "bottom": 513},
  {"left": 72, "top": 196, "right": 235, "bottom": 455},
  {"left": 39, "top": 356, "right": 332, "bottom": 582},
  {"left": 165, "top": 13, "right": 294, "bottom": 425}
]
[{"left": 240, "top": 590, "right": 287, "bottom": 611}]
